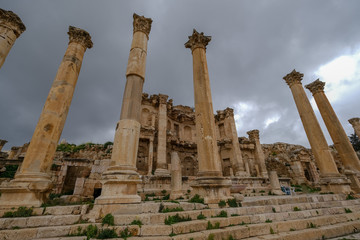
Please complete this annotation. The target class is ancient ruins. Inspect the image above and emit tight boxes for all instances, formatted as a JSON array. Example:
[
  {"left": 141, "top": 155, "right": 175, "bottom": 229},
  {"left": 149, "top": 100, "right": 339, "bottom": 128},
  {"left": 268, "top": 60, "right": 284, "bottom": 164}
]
[{"left": 1, "top": 8, "right": 360, "bottom": 240}]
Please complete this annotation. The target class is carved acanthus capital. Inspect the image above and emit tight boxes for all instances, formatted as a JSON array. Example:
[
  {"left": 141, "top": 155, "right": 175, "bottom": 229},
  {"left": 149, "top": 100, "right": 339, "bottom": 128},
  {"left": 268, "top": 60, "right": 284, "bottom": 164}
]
[
  {"left": 305, "top": 79, "right": 325, "bottom": 95},
  {"left": 0, "top": 8, "right": 26, "bottom": 37},
  {"left": 247, "top": 129, "right": 260, "bottom": 141},
  {"left": 185, "top": 29, "right": 211, "bottom": 52},
  {"left": 349, "top": 118, "right": 360, "bottom": 126},
  {"left": 133, "top": 13, "right": 152, "bottom": 37},
  {"left": 158, "top": 94, "right": 169, "bottom": 105},
  {"left": 68, "top": 26, "right": 93, "bottom": 49},
  {"left": 283, "top": 69, "right": 304, "bottom": 87},
  {"left": 215, "top": 107, "right": 234, "bottom": 121}
]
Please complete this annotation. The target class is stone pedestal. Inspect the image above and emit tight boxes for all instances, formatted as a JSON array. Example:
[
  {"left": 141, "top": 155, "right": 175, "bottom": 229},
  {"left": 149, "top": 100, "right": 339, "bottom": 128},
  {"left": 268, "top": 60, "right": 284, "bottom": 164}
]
[
  {"left": 306, "top": 80, "right": 360, "bottom": 173},
  {"left": 247, "top": 130, "right": 268, "bottom": 178},
  {"left": 269, "top": 171, "right": 284, "bottom": 195},
  {"left": 154, "top": 94, "right": 170, "bottom": 176},
  {"left": 283, "top": 70, "right": 350, "bottom": 194},
  {"left": 170, "top": 152, "right": 183, "bottom": 200},
  {"left": 185, "top": 29, "right": 231, "bottom": 203},
  {"left": 349, "top": 118, "right": 360, "bottom": 139},
  {"left": 0, "top": 26, "right": 92, "bottom": 207},
  {"left": 96, "top": 13, "right": 152, "bottom": 204},
  {"left": 0, "top": 8, "right": 25, "bottom": 69}
]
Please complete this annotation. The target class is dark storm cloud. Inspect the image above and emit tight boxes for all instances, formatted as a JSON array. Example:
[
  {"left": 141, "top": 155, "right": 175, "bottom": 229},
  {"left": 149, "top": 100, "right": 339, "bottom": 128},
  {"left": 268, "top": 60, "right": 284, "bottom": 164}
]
[{"left": 1, "top": 0, "right": 360, "bottom": 150}]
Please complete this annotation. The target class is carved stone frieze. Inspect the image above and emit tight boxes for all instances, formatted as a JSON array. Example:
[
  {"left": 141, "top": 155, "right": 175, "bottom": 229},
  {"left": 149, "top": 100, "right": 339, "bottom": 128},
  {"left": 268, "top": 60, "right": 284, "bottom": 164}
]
[
  {"left": 0, "top": 8, "right": 26, "bottom": 37},
  {"left": 305, "top": 79, "right": 325, "bottom": 95},
  {"left": 185, "top": 29, "right": 211, "bottom": 51},
  {"left": 68, "top": 26, "right": 93, "bottom": 49},
  {"left": 283, "top": 69, "right": 304, "bottom": 87},
  {"left": 133, "top": 13, "right": 152, "bottom": 37}
]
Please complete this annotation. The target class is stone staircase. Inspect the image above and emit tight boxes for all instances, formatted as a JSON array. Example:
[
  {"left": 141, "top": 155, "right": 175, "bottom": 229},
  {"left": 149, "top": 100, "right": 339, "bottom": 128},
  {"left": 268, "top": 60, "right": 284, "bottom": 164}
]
[{"left": 0, "top": 194, "right": 359, "bottom": 240}]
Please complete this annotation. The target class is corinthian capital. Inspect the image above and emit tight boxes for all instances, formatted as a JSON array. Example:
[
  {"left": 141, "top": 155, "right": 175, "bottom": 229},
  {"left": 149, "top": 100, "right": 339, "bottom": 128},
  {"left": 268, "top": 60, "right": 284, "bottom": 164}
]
[
  {"left": 68, "top": 26, "right": 93, "bottom": 49},
  {"left": 349, "top": 118, "right": 360, "bottom": 126},
  {"left": 305, "top": 79, "right": 325, "bottom": 95},
  {"left": 247, "top": 129, "right": 260, "bottom": 140},
  {"left": 0, "top": 8, "right": 26, "bottom": 37},
  {"left": 158, "top": 94, "right": 169, "bottom": 104},
  {"left": 283, "top": 69, "right": 304, "bottom": 87},
  {"left": 133, "top": 13, "right": 152, "bottom": 37},
  {"left": 185, "top": 29, "right": 211, "bottom": 52}
]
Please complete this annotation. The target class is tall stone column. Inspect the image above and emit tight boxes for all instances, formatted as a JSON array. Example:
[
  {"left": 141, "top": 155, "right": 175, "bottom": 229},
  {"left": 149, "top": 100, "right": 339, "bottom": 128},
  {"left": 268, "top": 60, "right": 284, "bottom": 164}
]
[
  {"left": 305, "top": 79, "right": 360, "bottom": 172},
  {"left": 349, "top": 118, "right": 360, "bottom": 139},
  {"left": 269, "top": 171, "right": 284, "bottom": 195},
  {"left": 170, "top": 152, "right": 183, "bottom": 200},
  {"left": 247, "top": 130, "right": 268, "bottom": 178},
  {"left": 283, "top": 70, "right": 350, "bottom": 193},
  {"left": 0, "top": 8, "right": 25, "bottom": 69},
  {"left": 96, "top": 14, "right": 152, "bottom": 204},
  {"left": 147, "top": 138, "right": 154, "bottom": 175},
  {"left": 0, "top": 26, "right": 93, "bottom": 207},
  {"left": 155, "top": 94, "right": 170, "bottom": 175},
  {"left": 185, "top": 29, "right": 231, "bottom": 203}
]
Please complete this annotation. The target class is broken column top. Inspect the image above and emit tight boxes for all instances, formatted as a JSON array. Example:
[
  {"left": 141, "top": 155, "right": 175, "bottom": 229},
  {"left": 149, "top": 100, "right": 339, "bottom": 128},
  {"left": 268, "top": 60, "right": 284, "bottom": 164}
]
[
  {"left": 0, "top": 8, "right": 26, "bottom": 37},
  {"left": 305, "top": 79, "right": 325, "bottom": 95},
  {"left": 247, "top": 129, "right": 260, "bottom": 140},
  {"left": 349, "top": 118, "right": 360, "bottom": 125},
  {"left": 133, "top": 13, "right": 152, "bottom": 37},
  {"left": 283, "top": 69, "right": 304, "bottom": 87},
  {"left": 185, "top": 29, "right": 211, "bottom": 52},
  {"left": 67, "top": 26, "right": 93, "bottom": 49}
]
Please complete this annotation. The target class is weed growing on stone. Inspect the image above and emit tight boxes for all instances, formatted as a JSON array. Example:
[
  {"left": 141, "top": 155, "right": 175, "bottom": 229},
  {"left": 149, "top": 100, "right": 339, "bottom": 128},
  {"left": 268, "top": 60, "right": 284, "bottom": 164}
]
[
  {"left": 130, "top": 219, "right": 143, "bottom": 227},
  {"left": 189, "top": 194, "right": 204, "bottom": 204},
  {"left": 161, "top": 206, "right": 184, "bottom": 213},
  {"left": 206, "top": 221, "right": 220, "bottom": 230},
  {"left": 213, "top": 210, "right": 227, "bottom": 218},
  {"left": 290, "top": 228, "right": 296, "bottom": 231},
  {"left": 231, "top": 213, "right": 240, "bottom": 217},
  {"left": 270, "top": 227, "right": 275, "bottom": 234},
  {"left": 345, "top": 208, "right": 353, "bottom": 213},
  {"left": 164, "top": 214, "right": 191, "bottom": 225},
  {"left": 119, "top": 227, "right": 132, "bottom": 239},
  {"left": 346, "top": 194, "right": 355, "bottom": 200},
  {"left": 3, "top": 206, "right": 33, "bottom": 218},
  {"left": 218, "top": 200, "right": 226, "bottom": 208},
  {"left": 197, "top": 212, "right": 206, "bottom": 220},
  {"left": 102, "top": 213, "right": 114, "bottom": 226},
  {"left": 293, "top": 206, "right": 301, "bottom": 211},
  {"left": 97, "top": 228, "right": 118, "bottom": 239},
  {"left": 307, "top": 222, "right": 317, "bottom": 228},
  {"left": 272, "top": 207, "right": 276, "bottom": 213},
  {"left": 227, "top": 198, "right": 238, "bottom": 207},
  {"left": 208, "top": 233, "right": 215, "bottom": 240},
  {"left": 265, "top": 219, "right": 272, "bottom": 223}
]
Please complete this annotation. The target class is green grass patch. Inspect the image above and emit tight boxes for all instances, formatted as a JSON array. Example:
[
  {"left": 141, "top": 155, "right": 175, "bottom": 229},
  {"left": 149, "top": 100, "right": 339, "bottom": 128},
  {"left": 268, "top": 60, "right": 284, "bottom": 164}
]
[
  {"left": 189, "top": 194, "right": 204, "bottom": 204},
  {"left": 197, "top": 212, "right": 206, "bottom": 220},
  {"left": 206, "top": 221, "right": 220, "bottom": 230},
  {"left": 102, "top": 213, "right": 114, "bottom": 226},
  {"left": 164, "top": 214, "right": 191, "bottom": 225},
  {"left": 3, "top": 206, "right": 33, "bottom": 218}
]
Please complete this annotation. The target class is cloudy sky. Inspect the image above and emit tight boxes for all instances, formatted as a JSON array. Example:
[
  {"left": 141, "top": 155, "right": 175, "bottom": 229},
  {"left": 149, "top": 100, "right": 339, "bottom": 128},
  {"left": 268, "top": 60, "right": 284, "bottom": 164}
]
[{"left": 1, "top": 1, "right": 360, "bottom": 150}]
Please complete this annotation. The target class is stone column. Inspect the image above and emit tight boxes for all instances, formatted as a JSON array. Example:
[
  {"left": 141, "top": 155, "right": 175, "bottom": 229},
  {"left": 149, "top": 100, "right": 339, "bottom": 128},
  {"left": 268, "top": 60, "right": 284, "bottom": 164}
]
[
  {"left": 96, "top": 14, "right": 152, "bottom": 204},
  {"left": 155, "top": 94, "right": 170, "bottom": 175},
  {"left": 305, "top": 79, "right": 360, "bottom": 172},
  {"left": 147, "top": 138, "right": 154, "bottom": 175},
  {"left": 349, "top": 118, "right": 360, "bottom": 139},
  {"left": 185, "top": 29, "right": 231, "bottom": 203},
  {"left": 170, "top": 152, "right": 183, "bottom": 200},
  {"left": 244, "top": 161, "right": 250, "bottom": 176},
  {"left": 0, "top": 26, "right": 92, "bottom": 207},
  {"left": 0, "top": 9, "right": 25, "bottom": 69},
  {"left": 269, "top": 171, "right": 284, "bottom": 195},
  {"left": 247, "top": 130, "right": 268, "bottom": 178},
  {"left": 283, "top": 70, "right": 350, "bottom": 193},
  {"left": 0, "top": 140, "right": 7, "bottom": 152}
]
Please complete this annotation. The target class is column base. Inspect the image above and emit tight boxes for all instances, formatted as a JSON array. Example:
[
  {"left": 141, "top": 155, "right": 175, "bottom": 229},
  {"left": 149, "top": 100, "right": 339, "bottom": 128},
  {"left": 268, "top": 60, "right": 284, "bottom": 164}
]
[
  {"left": 0, "top": 172, "right": 52, "bottom": 208},
  {"left": 95, "top": 171, "right": 141, "bottom": 204},
  {"left": 270, "top": 189, "right": 285, "bottom": 195},
  {"left": 170, "top": 191, "right": 183, "bottom": 200},
  {"left": 154, "top": 168, "right": 170, "bottom": 176},
  {"left": 319, "top": 174, "right": 351, "bottom": 194},
  {"left": 344, "top": 170, "right": 360, "bottom": 193},
  {"left": 190, "top": 176, "right": 231, "bottom": 204}
]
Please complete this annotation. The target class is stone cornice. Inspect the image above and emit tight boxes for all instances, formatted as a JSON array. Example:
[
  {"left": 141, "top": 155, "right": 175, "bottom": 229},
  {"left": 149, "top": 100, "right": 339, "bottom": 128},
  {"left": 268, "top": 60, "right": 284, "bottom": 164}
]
[
  {"left": 0, "top": 8, "right": 26, "bottom": 37},
  {"left": 185, "top": 29, "right": 211, "bottom": 52},
  {"left": 67, "top": 26, "right": 93, "bottom": 49},
  {"left": 349, "top": 118, "right": 360, "bottom": 126},
  {"left": 247, "top": 129, "right": 260, "bottom": 140},
  {"left": 305, "top": 79, "right": 325, "bottom": 95},
  {"left": 283, "top": 69, "right": 304, "bottom": 87},
  {"left": 133, "top": 13, "right": 152, "bottom": 37}
]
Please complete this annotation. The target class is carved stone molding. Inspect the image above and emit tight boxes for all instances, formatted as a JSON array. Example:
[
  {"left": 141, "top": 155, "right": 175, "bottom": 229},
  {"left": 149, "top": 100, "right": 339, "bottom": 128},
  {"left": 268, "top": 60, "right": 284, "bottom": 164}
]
[
  {"left": 305, "top": 79, "right": 325, "bottom": 95},
  {"left": 0, "top": 8, "right": 26, "bottom": 37},
  {"left": 283, "top": 69, "right": 304, "bottom": 87},
  {"left": 67, "top": 26, "right": 93, "bottom": 49},
  {"left": 349, "top": 118, "right": 360, "bottom": 126},
  {"left": 247, "top": 129, "right": 260, "bottom": 140},
  {"left": 185, "top": 29, "right": 211, "bottom": 52},
  {"left": 133, "top": 13, "right": 152, "bottom": 37}
]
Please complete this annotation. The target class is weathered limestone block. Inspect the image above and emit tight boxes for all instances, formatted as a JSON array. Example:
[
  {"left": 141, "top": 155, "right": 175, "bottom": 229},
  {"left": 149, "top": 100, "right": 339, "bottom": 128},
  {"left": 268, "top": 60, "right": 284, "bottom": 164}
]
[{"left": 140, "top": 224, "right": 172, "bottom": 236}]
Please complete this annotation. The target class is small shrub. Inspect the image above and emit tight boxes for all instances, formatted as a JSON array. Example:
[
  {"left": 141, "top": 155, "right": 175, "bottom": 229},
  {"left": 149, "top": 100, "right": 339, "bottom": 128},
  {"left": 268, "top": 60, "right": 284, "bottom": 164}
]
[
  {"left": 169, "top": 231, "right": 176, "bottom": 237},
  {"left": 265, "top": 219, "right": 272, "bottom": 223},
  {"left": 259, "top": 190, "right": 265, "bottom": 193},
  {"left": 231, "top": 213, "right": 239, "bottom": 217},
  {"left": 346, "top": 194, "right": 355, "bottom": 200},
  {"left": 161, "top": 189, "right": 167, "bottom": 195},
  {"left": 208, "top": 233, "right": 215, "bottom": 240},
  {"left": 218, "top": 200, "right": 226, "bottom": 208},
  {"left": 197, "top": 212, "right": 206, "bottom": 220},
  {"left": 119, "top": 227, "right": 132, "bottom": 239},
  {"left": 3, "top": 206, "right": 33, "bottom": 218},
  {"left": 240, "top": 221, "right": 246, "bottom": 225},
  {"left": 162, "top": 194, "right": 170, "bottom": 200},
  {"left": 189, "top": 194, "right": 204, "bottom": 204},
  {"left": 270, "top": 227, "right": 275, "bottom": 234},
  {"left": 164, "top": 214, "right": 191, "bottom": 225},
  {"left": 293, "top": 206, "right": 301, "bottom": 211},
  {"left": 102, "top": 213, "right": 114, "bottom": 226},
  {"left": 227, "top": 198, "right": 238, "bottom": 208},
  {"left": 103, "top": 141, "right": 113, "bottom": 149},
  {"left": 213, "top": 210, "right": 227, "bottom": 218},
  {"left": 84, "top": 224, "right": 98, "bottom": 240},
  {"left": 161, "top": 206, "right": 184, "bottom": 213},
  {"left": 307, "top": 222, "right": 317, "bottom": 228},
  {"left": 345, "top": 208, "right": 353, "bottom": 213},
  {"left": 130, "top": 219, "right": 143, "bottom": 226},
  {"left": 97, "top": 228, "right": 118, "bottom": 239},
  {"left": 272, "top": 207, "right": 276, "bottom": 213},
  {"left": 207, "top": 221, "right": 220, "bottom": 230}
]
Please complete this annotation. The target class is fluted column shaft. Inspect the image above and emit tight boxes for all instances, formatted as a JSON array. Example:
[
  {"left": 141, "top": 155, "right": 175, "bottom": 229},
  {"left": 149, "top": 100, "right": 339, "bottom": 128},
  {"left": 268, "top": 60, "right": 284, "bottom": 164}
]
[
  {"left": 109, "top": 14, "right": 152, "bottom": 173},
  {"left": 349, "top": 118, "right": 360, "bottom": 139},
  {"left": 283, "top": 71, "right": 339, "bottom": 176},
  {"left": 0, "top": 9, "right": 25, "bottom": 69},
  {"left": 306, "top": 80, "right": 360, "bottom": 172},
  {"left": 147, "top": 138, "right": 154, "bottom": 175}
]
